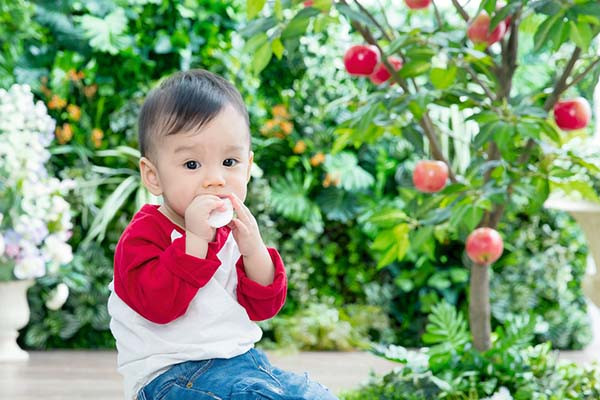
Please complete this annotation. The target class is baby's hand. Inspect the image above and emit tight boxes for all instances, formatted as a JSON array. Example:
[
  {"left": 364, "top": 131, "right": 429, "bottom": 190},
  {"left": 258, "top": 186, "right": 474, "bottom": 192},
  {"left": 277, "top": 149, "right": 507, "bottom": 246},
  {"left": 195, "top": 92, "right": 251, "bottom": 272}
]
[
  {"left": 225, "top": 193, "right": 265, "bottom": 257},
  {"left": 184, "top": 195, "right": 227, "bottom": 242}
]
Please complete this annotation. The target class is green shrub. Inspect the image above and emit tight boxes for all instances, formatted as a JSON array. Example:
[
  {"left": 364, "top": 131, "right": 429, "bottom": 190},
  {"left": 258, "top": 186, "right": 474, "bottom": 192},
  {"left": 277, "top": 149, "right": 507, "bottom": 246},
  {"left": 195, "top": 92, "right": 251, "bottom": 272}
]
[{"left": 341, "top": 302, "right": 600, "bottom": 400}]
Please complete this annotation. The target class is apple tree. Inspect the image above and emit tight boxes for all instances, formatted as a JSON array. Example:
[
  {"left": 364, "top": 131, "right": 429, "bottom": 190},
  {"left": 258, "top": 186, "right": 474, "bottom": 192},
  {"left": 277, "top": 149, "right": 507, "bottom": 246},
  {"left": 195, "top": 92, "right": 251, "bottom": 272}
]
[{"left": 243, "top": 0, "right": 600, "bottom": 351}]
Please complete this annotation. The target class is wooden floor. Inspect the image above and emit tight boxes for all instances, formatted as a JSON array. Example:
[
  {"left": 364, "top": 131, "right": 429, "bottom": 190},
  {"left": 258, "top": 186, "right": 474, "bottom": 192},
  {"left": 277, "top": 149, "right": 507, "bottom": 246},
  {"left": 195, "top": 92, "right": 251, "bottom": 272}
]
[
  {"left": 0, "top": 350, "right": 399, "bottom": 400},
  {"left": 2, "top": 306, "right": 599, "bottom": 400}
]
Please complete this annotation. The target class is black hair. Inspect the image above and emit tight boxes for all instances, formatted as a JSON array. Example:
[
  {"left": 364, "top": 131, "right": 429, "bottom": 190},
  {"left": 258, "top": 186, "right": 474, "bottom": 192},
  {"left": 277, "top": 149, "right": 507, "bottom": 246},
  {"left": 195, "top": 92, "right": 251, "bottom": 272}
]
[{"left": 138, "top": 69, "right": 250, "bottom": 159}]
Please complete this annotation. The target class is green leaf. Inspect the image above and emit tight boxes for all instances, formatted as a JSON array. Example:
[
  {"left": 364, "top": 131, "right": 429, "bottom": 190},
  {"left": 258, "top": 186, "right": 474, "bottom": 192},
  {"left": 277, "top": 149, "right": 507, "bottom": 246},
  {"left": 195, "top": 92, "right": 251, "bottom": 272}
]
[
  {"left": 551, "top": 180, "right": 600, "bottom": 203},
  {"left": 533, "top": 13, "right": 563, "bottom": 52},
  {"left": 270, "top": 171, "right": 319, "bottom": 222},
  {"left": 335, "top": 3, "right": 375, "bottom": 27},
  {"left": 82, "top": 175, "right": 139, "bottom": 245},
  {"left": 244, "top": 32, "right": 269, "bottom": 54},
  {"left": 569, "top": 21, "right": 593, "bottom": 51},
  {"left": 428, "top": 273, "right": 451, "bottom": 290},
  {"left": 430, "top": 66, "right": 457, "bottom": 90},
  {"left": 398, "top": 60, "right": 431, "bottom": 78},
  {"left": 272, "top": 37, "right": 285, "bottom": 59},
  {"left": 247, "top": 0, "right": 267, "bottom": 19},
  {"left": 252, "top": 40, "right": 273, "bottom": 74},
  {"left": 571, "top": 3, "right": 600, "bottom": 18},
  {"left": 281, "top": 8, "right": 320, "bottom": 39},
  {"left": 78, "top": 8, "right": 130, "bottom": 55},
  {"left": 324, "top": 152, "right": 374, "bottom": 191}
]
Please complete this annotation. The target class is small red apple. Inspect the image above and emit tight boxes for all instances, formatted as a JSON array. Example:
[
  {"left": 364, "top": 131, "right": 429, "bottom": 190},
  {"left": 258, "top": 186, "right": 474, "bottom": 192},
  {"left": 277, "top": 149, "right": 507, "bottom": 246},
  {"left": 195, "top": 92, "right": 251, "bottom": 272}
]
[
  {"left": 405, "top": 0, "right": 431, "bottom": 9},
  {"left": 466, "top": 227, "right": 504, "bottom": 265},
  {"left": 553, "top": 97, "right": 591, "bottom": 131},
  {"left": 412, "top": 160, "right": 449, "bottom": 193},
  {"left": 369, "top": 57, "right": 404, "bottom": 85},
  {"left": 467, "top": 13, "right": 507, "bottom": 46},
  {"left": 303, "top": 0, "right": 314, "bottom": 6},
  {"left": 344, "top": 45, "right": 380, "bottom": 76}
]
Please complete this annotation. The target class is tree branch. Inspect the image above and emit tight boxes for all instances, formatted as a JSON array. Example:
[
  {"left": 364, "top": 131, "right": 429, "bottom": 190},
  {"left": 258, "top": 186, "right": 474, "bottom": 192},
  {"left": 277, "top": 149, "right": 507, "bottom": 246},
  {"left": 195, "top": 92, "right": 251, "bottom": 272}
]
[
  {"left": 465, "top": 64, "right": 497, "bottom": 102},
  {"left": 432, "top": 0, "right": 444, "bottom": 30},
  {"left": 543, "top": 47, "right": 582, "bottom": 112},
  {"left": 564, "top": 55, "right": 600, "bottom": 93},
  {"left": 451, "top": 0, "right": 470, "bottom": 22},
  {"left": 354, "top": 0, "right": 392, "bottom": 41},
  {"left": 341, "top": 0, "right": 457, "bottom": 182},
  {"left": 516, "top": 47, "right": 583, "bottom": 166}
]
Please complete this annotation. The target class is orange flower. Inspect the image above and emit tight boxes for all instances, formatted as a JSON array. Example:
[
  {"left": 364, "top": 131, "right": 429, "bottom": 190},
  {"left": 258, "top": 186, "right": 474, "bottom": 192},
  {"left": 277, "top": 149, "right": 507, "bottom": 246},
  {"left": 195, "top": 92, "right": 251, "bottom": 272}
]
[
  {"left": 293, "top": 140, "right": 306, "bottom": 154},
  {"left": 272, "top": 104, "right": 290, "bottom": 119},
  {"left": 67, "top": 104, "right": 81, "bottom": 121},
  {"left": 67, "top": 69, "right": 85, "bottom": 82},
  {"left": 280, "top": 120, "right": 293, "bottom": 135},
  {"left": 83, "top": 84, "right": 98, "bottom": 98},
  {"left": 48, "top": 95, "right": 67, "bottom": 110},
  {"left": 310, "top": 152, "right": 326, "bottom": 167},
  {"left": 91, "top": 128, "right": 104, "bottom": 148},
  {"left": 323, "top": 172, "right": 341, "bottom": 188},
  {"left": 260, "top": 119, "right": 278, "bottom": 135},
  {"left": 55, "top": 123, "right": 73, "bottom": 144}
]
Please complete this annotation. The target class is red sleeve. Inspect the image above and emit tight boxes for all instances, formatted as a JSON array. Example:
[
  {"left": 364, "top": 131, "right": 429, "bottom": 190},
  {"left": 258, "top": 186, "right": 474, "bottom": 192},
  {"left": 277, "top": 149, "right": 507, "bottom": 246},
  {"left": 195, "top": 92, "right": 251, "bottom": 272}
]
[
  {"left": 113, "top": 221, "right": 223, "bottom": 324},
  {"left": 236, "top": 247, "right": 287, "bottom": 321}
]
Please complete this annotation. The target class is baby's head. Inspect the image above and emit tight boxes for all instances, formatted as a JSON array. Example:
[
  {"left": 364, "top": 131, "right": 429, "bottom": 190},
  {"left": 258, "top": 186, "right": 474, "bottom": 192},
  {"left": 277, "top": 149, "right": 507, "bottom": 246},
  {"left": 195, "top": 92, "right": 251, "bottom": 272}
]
[
  {"left": 138, "top": 69, "right": 254, "bottom": 223},
  {"left": 138, "top": 69, "right": 250, "bottom": 161}
]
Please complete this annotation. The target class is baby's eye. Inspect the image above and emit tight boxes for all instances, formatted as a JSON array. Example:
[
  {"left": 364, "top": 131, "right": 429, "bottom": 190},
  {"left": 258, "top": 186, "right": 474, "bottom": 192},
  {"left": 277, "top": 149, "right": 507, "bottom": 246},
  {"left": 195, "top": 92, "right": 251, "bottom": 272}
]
[
  {"left": 184, "top": 160, "right": 199, "bottom": 170},
  {"left": 223, "top": 159, "right": 238, "bottom": 167}
]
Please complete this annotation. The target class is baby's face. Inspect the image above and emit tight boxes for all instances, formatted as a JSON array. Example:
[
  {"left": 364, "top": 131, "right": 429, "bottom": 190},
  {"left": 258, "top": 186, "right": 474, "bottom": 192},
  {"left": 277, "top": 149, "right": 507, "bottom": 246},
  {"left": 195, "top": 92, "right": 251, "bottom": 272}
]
[{"left": 154, "top": 104, "right": 253, "bottom": 221}]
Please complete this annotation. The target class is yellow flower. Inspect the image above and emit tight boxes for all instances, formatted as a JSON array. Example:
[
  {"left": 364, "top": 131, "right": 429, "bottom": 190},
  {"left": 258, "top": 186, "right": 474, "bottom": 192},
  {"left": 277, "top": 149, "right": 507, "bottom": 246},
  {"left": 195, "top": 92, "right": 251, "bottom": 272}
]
[
  {"left": 48, "top": 95, "right": 67, "bottom": 110},
  {"left": 272, "top": 104, "right": 289, "bottom": 119},
  {"left": 310, "top": 152, "right": 326, "bottom": 167},
  {"left": 91, "top": 128, "right": 104, "bottom": 148},
  {"left": 67, "top": 104, "right": 81, "bottom": 121},
  {"left": 293, "top": 140, "right": 306, "bottom": 154}
]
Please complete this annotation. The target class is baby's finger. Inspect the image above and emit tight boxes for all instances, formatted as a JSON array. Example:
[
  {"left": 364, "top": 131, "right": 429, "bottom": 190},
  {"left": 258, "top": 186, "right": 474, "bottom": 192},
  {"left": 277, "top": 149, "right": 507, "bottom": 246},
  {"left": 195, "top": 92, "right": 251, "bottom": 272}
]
[{"left": 226, "top": 193, "right": 251, "bottom": 221}]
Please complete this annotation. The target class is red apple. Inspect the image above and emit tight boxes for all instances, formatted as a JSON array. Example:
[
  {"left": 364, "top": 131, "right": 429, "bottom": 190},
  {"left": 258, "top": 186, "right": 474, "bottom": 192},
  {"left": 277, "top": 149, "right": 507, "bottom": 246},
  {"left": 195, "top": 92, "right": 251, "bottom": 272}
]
[
  {"left": 344, "top": 45, "right": 380, "bottom": 76},
  {"left": 466, "top": 227, "right": 504, "bottom": 265},
  {"left": 412, "top": 160, "right": 449, "bottom": 193},
  {"left": 303, "top": 0, "right": 314, "bottom": 6},
  {"left": 467, "top": 13, "right": 507, "bottom": 46},
  {"left": 369, "top": 56, "right": 404, "bottom": 85},
  {"left": 553, "top": 97, "right": 591, "bottom": 131},
  {"left": 405, "top": 0, "right": 431, "bottom": 9}
]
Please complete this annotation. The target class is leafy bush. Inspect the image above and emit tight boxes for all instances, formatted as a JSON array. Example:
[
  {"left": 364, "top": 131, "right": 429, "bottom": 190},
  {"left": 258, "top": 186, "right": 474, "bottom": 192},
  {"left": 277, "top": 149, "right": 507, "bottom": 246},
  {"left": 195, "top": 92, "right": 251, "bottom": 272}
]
[{"left": 341, "top": 302, "right": 600, "bottom": 400}]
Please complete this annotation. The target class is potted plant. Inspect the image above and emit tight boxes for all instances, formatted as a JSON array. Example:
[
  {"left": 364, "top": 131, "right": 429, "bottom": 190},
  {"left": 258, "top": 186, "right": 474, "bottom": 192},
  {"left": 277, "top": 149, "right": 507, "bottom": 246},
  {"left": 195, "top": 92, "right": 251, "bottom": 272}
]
[{"left": 0, "top": 84, "right": 74, "bottom": 361}]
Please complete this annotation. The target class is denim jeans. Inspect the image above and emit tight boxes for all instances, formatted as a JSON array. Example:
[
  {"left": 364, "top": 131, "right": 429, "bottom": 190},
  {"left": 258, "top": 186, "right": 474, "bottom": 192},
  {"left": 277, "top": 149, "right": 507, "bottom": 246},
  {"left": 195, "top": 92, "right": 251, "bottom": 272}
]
[{"left": 137, "top": 348, "right": 339, "bottom": 400}]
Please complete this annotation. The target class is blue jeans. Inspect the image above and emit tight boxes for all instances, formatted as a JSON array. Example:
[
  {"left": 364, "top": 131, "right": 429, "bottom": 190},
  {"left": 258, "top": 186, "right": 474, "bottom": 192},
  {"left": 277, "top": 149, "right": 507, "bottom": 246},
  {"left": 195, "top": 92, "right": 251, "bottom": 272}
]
[{"left": 137, "top": 348, "right": 339, "bottom": 400}]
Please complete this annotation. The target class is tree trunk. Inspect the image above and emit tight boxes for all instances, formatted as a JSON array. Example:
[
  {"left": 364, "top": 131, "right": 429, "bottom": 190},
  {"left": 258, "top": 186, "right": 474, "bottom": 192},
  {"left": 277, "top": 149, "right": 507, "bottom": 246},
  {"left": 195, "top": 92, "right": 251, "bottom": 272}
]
[{"left": 469, "top": 264, "right": 491, "bottom": 351}]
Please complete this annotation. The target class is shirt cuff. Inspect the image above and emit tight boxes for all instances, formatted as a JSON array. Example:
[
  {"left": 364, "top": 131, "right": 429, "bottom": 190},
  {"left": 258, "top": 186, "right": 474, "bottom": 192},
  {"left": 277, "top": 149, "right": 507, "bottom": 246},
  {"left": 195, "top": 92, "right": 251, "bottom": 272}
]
[{"left": 236, "top": 247, "right": 287, "bottom": 299}]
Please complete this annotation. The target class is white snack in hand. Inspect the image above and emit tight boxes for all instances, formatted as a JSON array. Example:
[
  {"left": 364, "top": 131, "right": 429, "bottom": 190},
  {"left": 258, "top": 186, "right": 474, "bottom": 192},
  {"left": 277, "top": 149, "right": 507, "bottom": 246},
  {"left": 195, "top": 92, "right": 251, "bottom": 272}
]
[{"left": 207, "top": 198, "right": 233, "bottom": 228}]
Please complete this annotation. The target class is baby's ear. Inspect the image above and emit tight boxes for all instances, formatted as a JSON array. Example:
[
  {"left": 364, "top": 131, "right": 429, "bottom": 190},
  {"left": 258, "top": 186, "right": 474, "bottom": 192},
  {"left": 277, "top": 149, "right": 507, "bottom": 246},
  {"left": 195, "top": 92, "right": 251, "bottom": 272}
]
[
  {"left": 246, "top": 151, "right": 254, "bottom": 183},
  {"left": 139, "top": 157, "right": 162, "bottom": 196}
]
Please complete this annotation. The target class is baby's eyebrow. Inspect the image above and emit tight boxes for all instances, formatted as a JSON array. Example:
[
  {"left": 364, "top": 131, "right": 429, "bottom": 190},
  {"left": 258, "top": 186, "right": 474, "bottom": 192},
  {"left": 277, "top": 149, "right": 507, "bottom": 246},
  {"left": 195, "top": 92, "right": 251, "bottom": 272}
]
[
  {"left": 173, "top": 144, "right": 245, "bottom": 154},
  {"left": 224, "top": 145, "right": 245, "bottom": 152}
]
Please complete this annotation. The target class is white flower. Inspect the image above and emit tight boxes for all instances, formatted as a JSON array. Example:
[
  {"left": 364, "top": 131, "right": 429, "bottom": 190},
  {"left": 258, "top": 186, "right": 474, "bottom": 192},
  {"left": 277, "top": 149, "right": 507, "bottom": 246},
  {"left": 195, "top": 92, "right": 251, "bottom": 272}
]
[
  {"left": 45, "top": 283, "right": 69, "bottom": 310},
  {"left": 483, "top": 387, "right": 513, "bottom": 400},
  {"left": 14, "top": 255, "right": 46, "bottom": 279},
  {"left": 44, "top": 235, "right": 73, "bottom": 265},
  {"left": 0, "top": 84, "right": 73, "bottom": 281}
]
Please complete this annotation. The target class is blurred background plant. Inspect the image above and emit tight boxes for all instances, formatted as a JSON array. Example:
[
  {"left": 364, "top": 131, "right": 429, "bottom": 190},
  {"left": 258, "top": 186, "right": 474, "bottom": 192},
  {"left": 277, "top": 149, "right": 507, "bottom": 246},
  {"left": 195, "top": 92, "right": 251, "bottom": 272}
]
[{"left": 0, "top": 0, "right": 597, "bottom": 357}]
